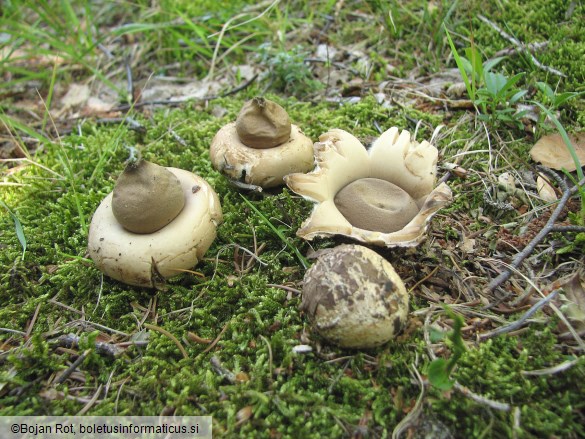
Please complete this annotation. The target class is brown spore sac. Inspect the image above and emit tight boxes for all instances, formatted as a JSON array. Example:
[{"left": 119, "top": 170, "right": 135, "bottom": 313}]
[
  {"left": 334, "top": 178, "right": 419, "bottom": 233},
  {"left": 235, "top": 97, "right": 291, "bottom": 149},
  {"left": 112, "top": 160, "right": 185, "bottom": 234}
]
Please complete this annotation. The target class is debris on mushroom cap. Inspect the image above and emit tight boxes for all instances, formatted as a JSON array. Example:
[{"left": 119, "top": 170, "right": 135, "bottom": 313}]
[
  {"left": 210, "top": 100, "right": 314, "bottom": 188},
  {"left": 301, "top": 244, "right": 409, "bottom": 348},
  {"left": 112, "top": 159, "right": 185, "bottom": 234},
  {"left": 284, "top": 127, "right": 452, "bottom": 247},
  {"left": 88, "top": 168, "right": 223, "bottom": 288},
  {"left": 529, "top": 132, "right": 585, "bottom": 171},
  {"left": 235, "top": 97, "right": 291, "bottom": 149}
]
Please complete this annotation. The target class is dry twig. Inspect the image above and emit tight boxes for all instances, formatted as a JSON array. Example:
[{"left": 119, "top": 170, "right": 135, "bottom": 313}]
[
  {"left": 478, "top": 289, "right": 560, "bottom": 340},
  {"left": 76, "top": 384, "right": 103, "bottom": 415},
  {"left": 25, "top": 303, "right": 42, "bottom": 338},
  {"left": 143, "top": 323, "right": 188, "bottom": 359},
  {"left": 52, "top": 333, "right": 124, "bottom": 357},
  {"left": 487, "top": 167, "right": 572, "bottom": 292},
  {"left": 266, "top": 283, "right": 301, "bottom": 295},
  {"left": 521, "top": 357, "right": 582, "bottom": 376},
  {"left": 95, "top": 117, "right": 145, "bottom": 133},
  {"left": 453, "top": 382, "right": 511, "bottom": 411},
  {"left": 54, "top": 349, "right": 91, "bottom": 385},
  {"left": 210, "top": 356, "right": 236, "bottom": 384},
  {"left": 493, "top": 41, "right": 549, "bottom": 58},
  {"left": 478, "top": 15, "right": 566, "bottom": 77},
  {"left": 392, "top": 365, "right": 425, "bottom": 439},
  {"left": 202, "top": 321, "right": 230, "bottom": 354},
  {"left": 114, "top": 74, "right": 258, "bottom": 111}
]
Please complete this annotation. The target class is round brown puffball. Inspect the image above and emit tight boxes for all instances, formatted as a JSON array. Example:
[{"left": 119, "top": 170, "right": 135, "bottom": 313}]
[
  {"left": 334, "top": 178, "right": 419, "bottom": 233},
  {"left": 112, "top": 159, "right": 185, "bottom": 234},
  {"left": 235, "top": 97, "right": 291, "bottom": 149},
  {"left": 301, "top": 244, "right": 409, "bottom": 348}
]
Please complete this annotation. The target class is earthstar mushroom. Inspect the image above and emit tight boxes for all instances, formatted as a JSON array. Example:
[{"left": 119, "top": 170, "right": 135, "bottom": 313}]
[
  {"left": 285, "top": 127, "right": 452, "bottom": 247},
  {"left": 88, "top": 159, "right": 222, "bottom": 288},
  {"left": 210, "top": 97, "right": 314, "bottom": 189},
  {"left": 301, "top": 244, "right": 409, "bottom": 348}
]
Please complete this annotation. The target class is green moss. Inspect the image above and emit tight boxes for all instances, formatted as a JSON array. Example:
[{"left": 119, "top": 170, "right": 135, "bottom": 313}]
[
  {"left": 430, "top": 330, "right": 585, "bottom": 438},
  {"left": 458, "top": 0, "right": 585, "bottom": 125}
]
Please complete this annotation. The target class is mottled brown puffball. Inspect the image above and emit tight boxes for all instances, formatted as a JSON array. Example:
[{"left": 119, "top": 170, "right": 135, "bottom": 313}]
[
  {"left": 301, "top": 244, "right": 409, "bottom": 348},
  {"left": 112, "top": 159, "right": 185, "bottom": 234},
  {"left": 334, "top": 178, "right": 419, "bottom": 233},
  {"left": 235, "top": 97, "right": 291, "bottom": 149}
]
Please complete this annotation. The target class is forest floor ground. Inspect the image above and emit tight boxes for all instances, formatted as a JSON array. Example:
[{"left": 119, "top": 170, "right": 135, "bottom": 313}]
[{"left": 1, "top": 1, "right": 584, "bottom": 437}]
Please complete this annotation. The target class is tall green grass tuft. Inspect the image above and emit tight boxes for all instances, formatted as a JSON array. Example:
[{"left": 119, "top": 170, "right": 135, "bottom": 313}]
[
  {"left": 0, "top": 0, "right": 123, "bottom": 96},
  {"left": 444, "top": 26, "right": 528, "bottom": 128}
]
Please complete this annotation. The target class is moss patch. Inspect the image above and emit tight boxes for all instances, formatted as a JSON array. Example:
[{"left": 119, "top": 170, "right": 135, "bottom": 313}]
[{"left": 1, "top": 92, "right": 583, "bottom": 437}]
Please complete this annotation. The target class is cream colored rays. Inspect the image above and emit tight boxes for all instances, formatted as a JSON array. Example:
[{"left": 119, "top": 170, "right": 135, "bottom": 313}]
[{"left": 285, "top": 127, "right": 452, "bottom": 247}]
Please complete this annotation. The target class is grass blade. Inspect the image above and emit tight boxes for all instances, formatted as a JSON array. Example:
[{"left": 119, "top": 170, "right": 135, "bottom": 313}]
[
  {"left": 0, "top": 200, "right": 27, "bottom": 260},
  {"left": 42, "top": 61, "right": 59, "bottom": 133},
  {"left": 482, "top": 56, "right": 505, "bottom": 74},
  {"left": 444, "top": 26, "right": 474, "bottom": 102},
  {"left": 240, "top": 194, "right": 309, "bottom": 269}
]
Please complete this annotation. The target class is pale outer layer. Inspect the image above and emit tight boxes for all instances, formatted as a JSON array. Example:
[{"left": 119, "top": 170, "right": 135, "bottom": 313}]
[
  {"left": 301, "top": 244, "right": 409, "bottom": 348},
  {"left": 285, "top": 127, "right": 453, "bottom": 247},
  {"left": 209, "top": 122, "right": 314, "bottom": 188},
  {"left": 88, "top": 168, "right": 223, "bottom": 288}
]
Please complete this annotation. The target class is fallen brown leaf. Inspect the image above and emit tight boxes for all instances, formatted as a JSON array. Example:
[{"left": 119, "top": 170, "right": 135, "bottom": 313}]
[
  {"left": 60, "top": 83, "right": 90, "bottom": 110},
  {"left": 554, "top": 271, "right": 585, "bottom": 333},
  {"left": 530, "top": 133, "right": 585, "bottom": 171},
  {"left": 536, "top": 174, "right": 558, "bottom": 202}
]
